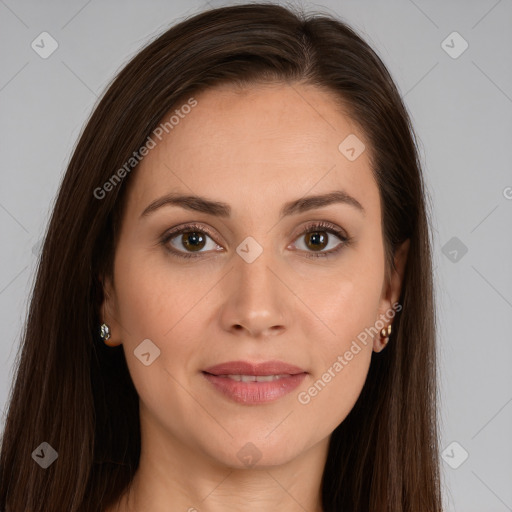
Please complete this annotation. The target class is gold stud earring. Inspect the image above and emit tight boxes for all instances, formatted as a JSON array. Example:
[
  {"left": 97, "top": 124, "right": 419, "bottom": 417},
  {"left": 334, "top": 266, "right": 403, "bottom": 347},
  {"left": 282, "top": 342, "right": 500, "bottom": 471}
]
[{"left": 380, "top": 324, "right": 392, "bottom": 346}]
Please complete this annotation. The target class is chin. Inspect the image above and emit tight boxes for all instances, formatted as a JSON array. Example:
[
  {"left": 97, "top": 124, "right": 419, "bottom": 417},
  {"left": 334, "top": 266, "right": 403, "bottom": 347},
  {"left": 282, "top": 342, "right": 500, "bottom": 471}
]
[{"left": 203, "top": 433, "right": 307, "bottom": 470}]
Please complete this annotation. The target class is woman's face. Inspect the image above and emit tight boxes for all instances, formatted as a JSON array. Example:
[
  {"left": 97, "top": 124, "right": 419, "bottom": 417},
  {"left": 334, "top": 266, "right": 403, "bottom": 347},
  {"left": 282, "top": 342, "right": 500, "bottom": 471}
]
[{"left": 102, "top": 82, "right": 408, "bottom": 469}]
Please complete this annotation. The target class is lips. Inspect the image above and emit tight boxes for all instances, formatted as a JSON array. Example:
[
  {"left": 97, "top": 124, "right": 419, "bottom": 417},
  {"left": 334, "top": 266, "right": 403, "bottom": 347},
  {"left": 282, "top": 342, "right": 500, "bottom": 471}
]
[
  {"left": 203, "top": 360, "right": 307, "bottom": 377},
  {"left": 202, "top": 360, "right": 308, "bottom": 404}
]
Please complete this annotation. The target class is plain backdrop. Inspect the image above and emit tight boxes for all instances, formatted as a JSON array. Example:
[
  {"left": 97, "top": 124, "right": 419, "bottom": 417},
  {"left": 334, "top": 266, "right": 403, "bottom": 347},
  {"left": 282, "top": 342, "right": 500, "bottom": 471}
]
[{"left": 0, "top": 1, "right": 511, "bottom": 510}]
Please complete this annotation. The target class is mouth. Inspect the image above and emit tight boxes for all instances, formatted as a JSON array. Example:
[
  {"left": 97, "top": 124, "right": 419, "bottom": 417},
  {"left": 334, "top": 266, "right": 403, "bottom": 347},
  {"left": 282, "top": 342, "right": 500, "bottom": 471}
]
[{"left": 202, "top": 360, "right": 308, "bottom": 404}]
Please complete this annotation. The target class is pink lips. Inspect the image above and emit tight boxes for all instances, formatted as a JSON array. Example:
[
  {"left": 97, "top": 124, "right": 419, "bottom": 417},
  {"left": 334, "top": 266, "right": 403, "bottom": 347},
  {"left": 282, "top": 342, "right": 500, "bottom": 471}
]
[{"left": 202, "top": 360, "right": 308, "bottom": 404}]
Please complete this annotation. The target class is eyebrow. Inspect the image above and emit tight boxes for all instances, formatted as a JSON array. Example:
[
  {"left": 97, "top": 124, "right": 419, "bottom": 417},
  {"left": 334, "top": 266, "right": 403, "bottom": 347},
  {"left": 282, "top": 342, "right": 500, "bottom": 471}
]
[{"left": 140, "top": 190, "right": 365, "bottom": 219}]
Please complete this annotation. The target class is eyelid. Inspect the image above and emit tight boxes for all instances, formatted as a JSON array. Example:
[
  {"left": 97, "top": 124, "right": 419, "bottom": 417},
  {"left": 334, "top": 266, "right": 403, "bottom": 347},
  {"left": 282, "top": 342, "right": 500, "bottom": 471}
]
[{"left": 290, "top": 220, "right": 348, "bottom": 242}]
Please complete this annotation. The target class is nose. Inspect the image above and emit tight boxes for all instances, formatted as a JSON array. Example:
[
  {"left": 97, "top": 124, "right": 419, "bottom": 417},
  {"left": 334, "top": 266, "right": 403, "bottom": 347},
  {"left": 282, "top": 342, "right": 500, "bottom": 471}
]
[{"left": 219, "top": 247, "right": 288, "bottom": 338}]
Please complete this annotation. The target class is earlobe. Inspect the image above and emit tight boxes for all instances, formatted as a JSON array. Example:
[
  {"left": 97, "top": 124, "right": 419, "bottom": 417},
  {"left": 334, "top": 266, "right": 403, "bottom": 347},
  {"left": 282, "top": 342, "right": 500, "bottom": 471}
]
[
  {"left": 373, "top": 238, "right": 410, "bottom": 352},
  {"left": 99, "top": 274, "right": 123, "bottom": 347},
  {"left": 374, "top": 323, "right": 393, "bottom": 353}
]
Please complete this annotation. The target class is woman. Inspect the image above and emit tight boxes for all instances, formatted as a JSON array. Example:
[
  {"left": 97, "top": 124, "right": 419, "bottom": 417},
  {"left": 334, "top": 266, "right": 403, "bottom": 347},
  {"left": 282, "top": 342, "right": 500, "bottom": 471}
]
[{"left": 0, "top": 3, "right": 442, "bottom": 511}]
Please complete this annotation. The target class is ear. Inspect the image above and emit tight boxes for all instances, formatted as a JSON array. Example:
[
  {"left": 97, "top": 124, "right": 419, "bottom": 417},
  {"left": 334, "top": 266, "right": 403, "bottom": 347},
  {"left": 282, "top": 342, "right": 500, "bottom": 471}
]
[
  {"left": 373, "top": 238, "right": 410, "bottom": 352},
  {"left": 99, "top": 273, "right": 123, "bottom": 347}
]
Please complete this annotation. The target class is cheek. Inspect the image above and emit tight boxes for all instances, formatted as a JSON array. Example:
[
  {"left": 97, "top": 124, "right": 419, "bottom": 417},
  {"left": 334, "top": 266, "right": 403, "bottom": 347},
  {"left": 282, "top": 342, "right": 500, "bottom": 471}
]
[
  {"left": 303, "top": 353, "right": 372, "bottom": 439},
  {"left": 112, "top": 250, "right": 204, "bottom": 409},
  {"left": 299, "top": 247, "right": 385, "bottom": 351},
  {"left": 113, "top": 247, "right": 198, "bottom": 339},
  {"left": 293, "top": 249, "right": 383, "bottom": 424},
  {"left": 295, "top": 275, "right": 377, "bottom": 427},
  {"left": 113, "top": 246, "right": 212, "bottom": 377}
]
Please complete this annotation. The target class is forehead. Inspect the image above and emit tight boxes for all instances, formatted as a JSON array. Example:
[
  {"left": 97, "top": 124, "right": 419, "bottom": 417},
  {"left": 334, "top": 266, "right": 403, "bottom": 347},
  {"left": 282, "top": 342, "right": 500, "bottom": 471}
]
[{"left": 125, "top": 82, "right": 379, "bottom": 221}]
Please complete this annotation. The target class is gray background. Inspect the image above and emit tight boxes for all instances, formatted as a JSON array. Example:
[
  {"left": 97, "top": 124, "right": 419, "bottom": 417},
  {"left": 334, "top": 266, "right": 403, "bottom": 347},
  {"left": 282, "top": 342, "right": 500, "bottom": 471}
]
[{"left": 1, "top": 0, "right": 511, "bottom": 510}]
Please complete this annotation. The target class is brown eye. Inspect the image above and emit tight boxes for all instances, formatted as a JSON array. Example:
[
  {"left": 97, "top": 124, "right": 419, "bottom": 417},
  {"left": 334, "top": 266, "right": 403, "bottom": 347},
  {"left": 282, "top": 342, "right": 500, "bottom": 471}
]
[
  {"left": 161, "top": 221, "right": 350, "bottom": 261},
  {"left": 162, "top": 223, "right": 222, "bottom": 259},
  {"left": 304, "top": 231, "right": 328, "bottom": 251},
  {"left": 292, "top": 222, "right": 350, "bottom": 259},
  {"left": 180, "top": 231, "right": 207, "bottom": 252}
]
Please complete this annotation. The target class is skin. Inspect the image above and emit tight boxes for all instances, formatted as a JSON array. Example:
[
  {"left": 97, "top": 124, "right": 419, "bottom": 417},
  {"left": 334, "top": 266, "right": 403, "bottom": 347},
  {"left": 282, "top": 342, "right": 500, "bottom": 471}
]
[{"left": 102, "top": 82, "right": 409, "bottom": 512}]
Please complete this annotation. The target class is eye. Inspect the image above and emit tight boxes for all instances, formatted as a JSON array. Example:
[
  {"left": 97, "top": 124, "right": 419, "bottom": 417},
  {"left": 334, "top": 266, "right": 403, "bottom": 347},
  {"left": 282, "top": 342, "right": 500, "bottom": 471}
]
[
  {"left": 291, "top": 221, "right": 351, "bottom": 259},
  {"left": 160, "top": 221, "right": 352, "bottom": 260},
  {"left": 161, "top": 223, "right": 222, "bottom": 259}
]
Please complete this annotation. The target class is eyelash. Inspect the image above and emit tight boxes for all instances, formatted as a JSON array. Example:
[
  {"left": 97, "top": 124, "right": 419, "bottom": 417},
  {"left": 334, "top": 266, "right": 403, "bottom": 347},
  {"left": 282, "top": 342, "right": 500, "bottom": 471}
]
[{"left": 159, "top": 221, "right": 352, "bottom": 260}]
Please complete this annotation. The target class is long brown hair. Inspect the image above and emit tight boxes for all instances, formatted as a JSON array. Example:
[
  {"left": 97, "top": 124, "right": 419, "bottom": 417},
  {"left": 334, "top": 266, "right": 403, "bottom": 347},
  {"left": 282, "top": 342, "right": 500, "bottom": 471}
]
[{"left": 0, "top": 3, "right": 442, "bottom": 511}]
